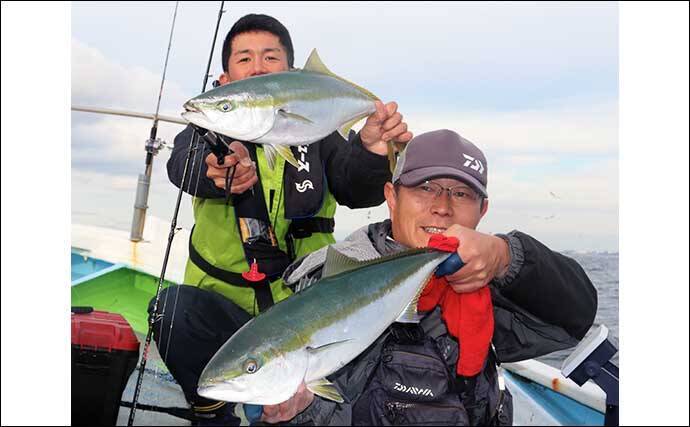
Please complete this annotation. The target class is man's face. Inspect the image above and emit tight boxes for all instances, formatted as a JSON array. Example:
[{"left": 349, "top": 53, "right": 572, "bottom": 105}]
[
  {"left": 219, "top": 31, "right": 289, "bottom": 84},
  {"left": 384, "top": 178, "right": 488, "bottom": 248}
]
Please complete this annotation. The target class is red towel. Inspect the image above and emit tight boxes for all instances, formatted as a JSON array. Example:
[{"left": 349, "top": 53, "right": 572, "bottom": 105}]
[{"left": 418, "top": 235, "right": 495, "bottom": 376}]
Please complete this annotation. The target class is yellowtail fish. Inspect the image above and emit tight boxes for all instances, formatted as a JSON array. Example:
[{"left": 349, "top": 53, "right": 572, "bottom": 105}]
[
  {"left": 197, "top": 247, "right": 451, "bottom": 405},
  {"left": 182, "top": 49, "right": 399, "bottom": 171}
]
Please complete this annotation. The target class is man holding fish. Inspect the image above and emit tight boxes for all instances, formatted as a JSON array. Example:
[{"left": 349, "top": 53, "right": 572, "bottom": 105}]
[
  {"left": 152, "top": 13, "right": 413, "bottom": 423},
  {"left": 196, "top": 129, "right": 597, "bottom": 425}
]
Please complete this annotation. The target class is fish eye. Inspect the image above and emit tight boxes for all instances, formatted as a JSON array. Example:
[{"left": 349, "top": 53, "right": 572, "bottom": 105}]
[
  {"left": 218, "top": 101, "right": 233, "bottom": 112},
  {"left": 243, "top": 359, "right": 259, "bottom": 374}
]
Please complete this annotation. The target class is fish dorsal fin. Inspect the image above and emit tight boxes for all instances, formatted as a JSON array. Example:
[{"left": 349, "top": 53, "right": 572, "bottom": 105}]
[
  {"left": 303, "top": 48, "right": 334, "bottom": 75},
  {"left": 302, "top": 48, "right": 380, "bottom": 101},
  {"left": 264, "top": 144, "right": 299, "bottom": 170},
  {"left": 322, "top": 246, "right": 368, "bottom": 278},
  {"left": 321, "top": 246, "right": 436, "bottom": 279},
  {"left": 306, "top": 378, "right": 344, "bottom": 403}
]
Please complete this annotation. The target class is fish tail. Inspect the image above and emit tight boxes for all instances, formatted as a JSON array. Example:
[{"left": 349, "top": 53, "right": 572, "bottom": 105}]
[{"left": 387, "top": 141, "right": 396, "bottom": 174}]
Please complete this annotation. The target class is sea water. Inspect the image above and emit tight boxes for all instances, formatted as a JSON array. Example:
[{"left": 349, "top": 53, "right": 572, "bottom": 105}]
[{"left": 537, "top": 251, "right": 619, "bottom": 369}]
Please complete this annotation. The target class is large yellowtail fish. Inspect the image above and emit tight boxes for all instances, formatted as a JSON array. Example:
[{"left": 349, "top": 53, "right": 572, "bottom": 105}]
[
  {"left": 182, "top": 49, "right": 398, "bottom": 171},
  {"left": 197, "top": 247, "right": 452, "bottom": 405}
]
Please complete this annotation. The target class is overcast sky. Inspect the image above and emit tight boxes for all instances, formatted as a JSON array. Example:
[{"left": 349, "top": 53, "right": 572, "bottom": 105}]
[
  {"left": 71, "top": 1, "right": 619, "bottom": 251},
  {"left": 6, "top": 5, "right": 689, "bottom": 424}
]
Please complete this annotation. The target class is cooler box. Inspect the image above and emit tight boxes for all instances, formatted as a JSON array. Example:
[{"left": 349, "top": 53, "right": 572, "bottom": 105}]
[{"left": 71, "top": 307, "right": 140, "bottom": 426}]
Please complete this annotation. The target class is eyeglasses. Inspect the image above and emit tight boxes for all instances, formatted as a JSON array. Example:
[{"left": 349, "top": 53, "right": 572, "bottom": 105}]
[{"left": 406, "top": 180, "right": 480, "bottom": 206}]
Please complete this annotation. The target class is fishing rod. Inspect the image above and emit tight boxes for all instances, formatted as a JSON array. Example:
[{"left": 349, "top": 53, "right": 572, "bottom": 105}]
[
  {"left": 129, "top": 1, "right": 180, "bottom": 243},
  {"left": 189, "top": 123, "right": 237, "bottom": 203},
  {"left": 127, "top": 2, "right": 227, "bottom": 425},
  {"left": 121, "top": 401, "right": 196, "bottom": 422},
  {"left": 71, "top": 105, "right": 187, "bottom": 125}
]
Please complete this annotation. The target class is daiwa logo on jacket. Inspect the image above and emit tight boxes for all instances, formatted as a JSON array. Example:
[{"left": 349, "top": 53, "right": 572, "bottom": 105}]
[{"left": 393, "top": 382, "right": 435, "bottom": 397}]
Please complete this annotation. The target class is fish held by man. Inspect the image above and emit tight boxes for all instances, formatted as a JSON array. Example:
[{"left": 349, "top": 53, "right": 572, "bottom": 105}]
[
  {"left": 182, "top": 48, "right": 398, "bottom": 170},
  {"left": 196, "top": 246, "right": 453, "bottom": 405}
]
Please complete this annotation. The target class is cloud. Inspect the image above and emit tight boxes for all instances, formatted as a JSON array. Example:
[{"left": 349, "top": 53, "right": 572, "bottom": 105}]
[
  {"left": 70, "top": 4, "right": 619, "bottom": 251},
  {"left": 72, "top": 169, "right": 137, "bottom": 192},
  {"left": 489, "top": 157, "right": 618, "bottom": 210},
  {"left": 71, "top": 113, "right": 184, "bottom": 173},
  {"left": 279, "top": 2, "right": 619, "bottom": 78},
  {"left": 71, "top": 38, "right": 187, "bottom": 112},
  {"left": 72, "top": 3, "right": 618, "bottom": 109},
  {"left": 277, "top": 2, "right": 619, "bottom": 111},
  {"left": 334, "top": 155, "right": 619, "bottom": 251},
  {"left": 403, "top": 99, "right": 618, "bottom": 156},
  {"left": 71, "top": 38, "right": 189, "bottom": 172},
  {"left": 334, "top": 110, "right": 619, "bottom": 251},
  {"left": 72, "top": 165, "right": 197, "bottom": 231},
  {"left": 414, "top": 99, "right": 620, "bottom": 228}
]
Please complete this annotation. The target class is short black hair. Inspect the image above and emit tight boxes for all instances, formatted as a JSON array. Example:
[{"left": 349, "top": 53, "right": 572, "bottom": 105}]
[{"left": 221, "top": 14, "right": 295, "bottom": 72}]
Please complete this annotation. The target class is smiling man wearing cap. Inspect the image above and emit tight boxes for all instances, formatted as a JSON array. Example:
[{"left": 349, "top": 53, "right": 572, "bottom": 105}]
[
  {"left": 261, "top": 129, "right": 598, "bottom": 426},
  {"left": 386, "top": 129, "right": 506, "bottom": 295}
]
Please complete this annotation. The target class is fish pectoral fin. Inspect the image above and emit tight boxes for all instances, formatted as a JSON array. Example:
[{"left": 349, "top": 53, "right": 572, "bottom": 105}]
[
  {"left": 306, "top": 338, "right": 352, "bottom": 353},
  {"left": 263, "top": 144, "right": 299, "bottom": 169},
  {"left": 264, "top": 145, "right": 278, "bottom": 170},
  {"left": 306, "top": 378, "right": 345, "bottom": 404},
  {"left": 276, "top": 145, "right": 299, "bottom": 168},
  {"left": 278, "top": 108, "right": 315, "bottom": 124}
]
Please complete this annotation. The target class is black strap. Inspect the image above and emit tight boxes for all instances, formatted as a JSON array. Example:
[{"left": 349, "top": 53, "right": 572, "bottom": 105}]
[
  {"left": 286, "top": 217, "right": 335, "bottom": 260},
  {"left": 188, "top": 230, "right": 275, "bottom": 312},
  {"left": 389, "top": 322, "right": 425, "bottom": 344},
  {"left": 287, "top": 217, "right": 335, "bottom": 238},
  {"left": 232, "top": 142, "right": 271, "bottom": 222}
]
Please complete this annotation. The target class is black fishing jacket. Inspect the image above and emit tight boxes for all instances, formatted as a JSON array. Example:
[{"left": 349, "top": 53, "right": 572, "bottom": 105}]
[{"left": 283, "top": 220, "right": 597, "bottom": 426}]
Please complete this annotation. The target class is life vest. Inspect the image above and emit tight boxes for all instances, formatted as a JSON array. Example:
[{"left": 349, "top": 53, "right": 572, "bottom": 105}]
[
  {"left": 185, "top": 141, "right": 336, "bottom": 316},
  {"left": 352, "top": 322, "right": 512, "bottom": 426}
]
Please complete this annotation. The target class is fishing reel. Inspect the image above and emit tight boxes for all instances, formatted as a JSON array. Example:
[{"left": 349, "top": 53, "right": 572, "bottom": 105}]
[
  {"left": 189, "top": 124, "right": 236, "bottom": 203},
  {"left": 145, "top": 137, "right": 167, "bottom": 156},
  {"left": 189, "top": 124, "right": 232, "bottom": 164}
]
